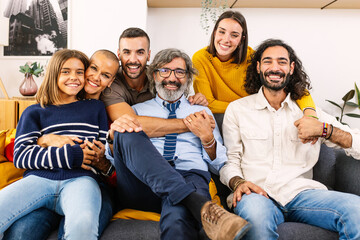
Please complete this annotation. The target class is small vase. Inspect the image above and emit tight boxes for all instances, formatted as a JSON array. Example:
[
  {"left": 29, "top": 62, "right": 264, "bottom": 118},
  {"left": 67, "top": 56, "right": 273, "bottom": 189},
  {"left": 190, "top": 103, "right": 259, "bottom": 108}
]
[{"left": 19, "top": 73, "right": 38, "bottom": 96}]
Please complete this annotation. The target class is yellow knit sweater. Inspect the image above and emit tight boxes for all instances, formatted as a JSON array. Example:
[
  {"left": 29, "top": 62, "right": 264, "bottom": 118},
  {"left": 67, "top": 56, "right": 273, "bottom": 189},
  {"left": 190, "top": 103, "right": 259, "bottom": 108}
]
[{"left": 192, "top": 47, "right": 315, "bottom": 114}]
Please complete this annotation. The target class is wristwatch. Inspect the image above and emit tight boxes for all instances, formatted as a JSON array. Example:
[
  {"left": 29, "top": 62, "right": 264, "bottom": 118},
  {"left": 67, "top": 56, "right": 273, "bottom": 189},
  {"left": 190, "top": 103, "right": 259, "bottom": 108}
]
[{"left": 106, "top": 130, "right": 113, "bottom": 144}]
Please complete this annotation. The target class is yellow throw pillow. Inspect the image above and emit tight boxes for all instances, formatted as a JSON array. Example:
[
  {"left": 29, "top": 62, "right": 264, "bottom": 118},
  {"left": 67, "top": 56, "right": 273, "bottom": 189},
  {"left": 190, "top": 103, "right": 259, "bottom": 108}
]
[
  {"left": 5, "top": 129, "right": 16, "bottom": 146},
  {"left": 0, "top": 130, "right": 8, "bottom": 163},
  {"left": 112, "top": 209, "right": 160, "bottom": 222},
  {"left": 0, "top": 161, "right": 25, "bottom": 190},
  {"left": 0, "top": 130, "right": 7, "bottom": 154}
]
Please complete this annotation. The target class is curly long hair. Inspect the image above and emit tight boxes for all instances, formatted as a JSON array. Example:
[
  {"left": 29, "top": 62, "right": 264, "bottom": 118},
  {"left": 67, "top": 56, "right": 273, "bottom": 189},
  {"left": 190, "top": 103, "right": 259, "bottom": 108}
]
[{"left": 244, "top": 39, "right": 311, "bottom": 100}]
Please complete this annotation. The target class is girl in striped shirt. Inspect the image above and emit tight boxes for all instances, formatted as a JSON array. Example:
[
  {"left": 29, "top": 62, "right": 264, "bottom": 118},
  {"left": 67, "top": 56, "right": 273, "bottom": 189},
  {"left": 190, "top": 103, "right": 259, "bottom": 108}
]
[{"left": 0, "top": 49, "right": 108, "bottom": 240}]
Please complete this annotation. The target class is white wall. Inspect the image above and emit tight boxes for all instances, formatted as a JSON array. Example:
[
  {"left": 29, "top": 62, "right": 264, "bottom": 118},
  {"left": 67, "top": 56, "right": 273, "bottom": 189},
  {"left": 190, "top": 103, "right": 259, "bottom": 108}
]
[
  {"left": 1, "top": 4, "right": 359, "bottom": 128},
  {"left": 147, "top": 7, "right": 360, "bottom": 128},
  {"left": 0, "top": 0, "right": 147, "bottom": 99}
]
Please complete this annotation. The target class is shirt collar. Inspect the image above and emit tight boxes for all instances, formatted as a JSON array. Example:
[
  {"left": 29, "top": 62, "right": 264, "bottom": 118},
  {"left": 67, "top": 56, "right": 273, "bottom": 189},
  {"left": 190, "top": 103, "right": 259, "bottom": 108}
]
[
  {"left": 155, "top": 94, "right": 186, "bottom": 109},
  {"left": 255, "top": 86, "right": 297, "bottom": 112}
]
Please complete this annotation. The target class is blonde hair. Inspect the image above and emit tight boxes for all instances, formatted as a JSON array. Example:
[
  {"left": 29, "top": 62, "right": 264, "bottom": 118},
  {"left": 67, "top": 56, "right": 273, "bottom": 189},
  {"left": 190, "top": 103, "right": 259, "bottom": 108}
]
[{"left": 36, "top": 49, "right": 89, "bottom": 107}]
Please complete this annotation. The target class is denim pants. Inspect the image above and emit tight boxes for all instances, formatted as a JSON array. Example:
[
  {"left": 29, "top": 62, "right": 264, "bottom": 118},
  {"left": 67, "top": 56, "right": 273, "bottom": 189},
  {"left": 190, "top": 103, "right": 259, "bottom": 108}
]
[
  {"left": 233, "top": 189, "right": 360, "bottom": 240},
  {"left": 3, "top": 181, "right": 114, "bottom": 240},
  {"left": 113, "top": 131, "right": 210, "bottom": 240},
  {"left": 0, "top": 175, "right": 101, "bottom": 240}
]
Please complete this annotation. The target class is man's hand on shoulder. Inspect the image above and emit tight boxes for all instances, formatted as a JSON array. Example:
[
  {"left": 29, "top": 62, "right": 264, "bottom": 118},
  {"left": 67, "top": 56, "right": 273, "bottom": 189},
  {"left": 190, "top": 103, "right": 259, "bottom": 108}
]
[
  {"left": 188, "top": 93, "right": 208, "bottom": 106},
  {"left": 110, "top": 114, "right": 143, "bottom": 133}
]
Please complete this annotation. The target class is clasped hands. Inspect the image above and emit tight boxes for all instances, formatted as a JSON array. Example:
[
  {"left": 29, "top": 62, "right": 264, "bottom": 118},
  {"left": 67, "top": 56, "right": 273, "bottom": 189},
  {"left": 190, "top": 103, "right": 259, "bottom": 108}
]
[{"left": 37, "top": 134, "right": 108, "bottom": 172}]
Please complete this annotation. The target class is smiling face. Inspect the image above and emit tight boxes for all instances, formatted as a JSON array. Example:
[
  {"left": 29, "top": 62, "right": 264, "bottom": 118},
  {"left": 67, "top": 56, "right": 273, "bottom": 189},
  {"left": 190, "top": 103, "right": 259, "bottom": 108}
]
[
  {"left": 154, "top": 57, "right": 188, "bottom": 102},
  {"left": 214, "top": 18, "right": 243, "bottom": 62},
  {"left": 118, "top": 37, "right": 150, "bottom": 81},
  {"left": 57, "top": 57, "right": 85, "bottom": 104},
  {"left": 84, "top": 52, "right": 119, "bottom": 99},
  {"left": 257, "top": 46, "right": 295, "bottom": 92}
]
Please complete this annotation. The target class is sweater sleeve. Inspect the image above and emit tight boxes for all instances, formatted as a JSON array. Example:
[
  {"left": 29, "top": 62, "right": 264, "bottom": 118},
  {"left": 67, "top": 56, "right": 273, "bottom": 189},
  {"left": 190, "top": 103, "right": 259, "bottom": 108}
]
[
  {"left": 295, "top": 92, "right": 316, "bottom": 111},
  {"left": 192, "top": 50, "right": 230, "bottom": 114},
  {"left": 13, "top": 107, "right": 84, "bottom": 170}
]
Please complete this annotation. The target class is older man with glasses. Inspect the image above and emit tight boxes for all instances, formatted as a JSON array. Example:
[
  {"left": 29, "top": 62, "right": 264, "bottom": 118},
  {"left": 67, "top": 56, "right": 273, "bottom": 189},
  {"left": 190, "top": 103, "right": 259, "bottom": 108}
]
[{"left": 106, "top": 48, "right": 250, "bottom": 240}]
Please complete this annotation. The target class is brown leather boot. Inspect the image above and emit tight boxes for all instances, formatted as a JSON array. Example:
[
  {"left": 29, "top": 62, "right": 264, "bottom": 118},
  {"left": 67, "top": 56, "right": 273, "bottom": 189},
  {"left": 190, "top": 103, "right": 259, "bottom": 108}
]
[{"left": 201, "top": 201, "right": 251, "bottom": 240}]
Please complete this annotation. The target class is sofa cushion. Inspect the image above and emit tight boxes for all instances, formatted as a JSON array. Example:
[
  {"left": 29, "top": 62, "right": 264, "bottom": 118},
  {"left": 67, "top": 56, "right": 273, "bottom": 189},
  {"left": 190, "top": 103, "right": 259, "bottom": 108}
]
[
  {"left": 0, "top": 161, "right": 25, "bottom": 190},
  {"left": 277, "top": 222, "right": 338, "bottom": 240},
  {"left": 0, "top": 130, "right": 7, "bottom": 163},
  {"left": 334, "top": 149, "right": 360, "bottom": 196},
  {"left": 313, "top": 144, "right": 336, "bottom": 189}
]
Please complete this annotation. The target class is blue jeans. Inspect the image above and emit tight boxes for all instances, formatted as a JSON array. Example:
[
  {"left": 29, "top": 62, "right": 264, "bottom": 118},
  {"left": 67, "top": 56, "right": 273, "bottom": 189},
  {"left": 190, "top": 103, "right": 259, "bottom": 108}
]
[
  {"left": 233, "top": 189, "right": 360, "bottom": 240},
  {"left": 3, "top": 182, "right": 114, "bottom": 240},
  {"left": 113, "top": 131, "right": 210, "bottom": 240},
  {"left": 0, "top": 175, "right": 101, "bottom": 240}
]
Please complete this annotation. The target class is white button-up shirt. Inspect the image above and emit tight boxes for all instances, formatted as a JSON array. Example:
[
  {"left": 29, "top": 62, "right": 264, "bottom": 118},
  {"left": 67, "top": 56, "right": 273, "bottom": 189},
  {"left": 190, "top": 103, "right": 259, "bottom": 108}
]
[{"left": 220, "top": 87, "right": 360, "bottom": 207}]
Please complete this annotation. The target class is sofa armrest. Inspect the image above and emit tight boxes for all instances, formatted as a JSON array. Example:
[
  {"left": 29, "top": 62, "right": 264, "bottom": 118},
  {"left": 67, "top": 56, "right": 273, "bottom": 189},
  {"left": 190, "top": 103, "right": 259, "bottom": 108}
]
[{"left": 334, "top": 149, "right": 360, "bottom": 196}]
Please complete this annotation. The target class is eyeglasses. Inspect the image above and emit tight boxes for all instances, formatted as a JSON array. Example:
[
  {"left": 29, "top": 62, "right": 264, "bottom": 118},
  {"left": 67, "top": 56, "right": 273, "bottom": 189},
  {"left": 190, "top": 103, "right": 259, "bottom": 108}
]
[{"left": 155, "top": 68, "right": 187, "bottom": 79}]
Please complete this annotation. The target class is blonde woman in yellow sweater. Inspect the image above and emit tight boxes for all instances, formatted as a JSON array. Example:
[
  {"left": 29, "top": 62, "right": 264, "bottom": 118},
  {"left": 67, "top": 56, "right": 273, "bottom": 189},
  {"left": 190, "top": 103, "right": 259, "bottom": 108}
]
[{"left": 193, "top": 10, "right": 316, "bottom": 117}]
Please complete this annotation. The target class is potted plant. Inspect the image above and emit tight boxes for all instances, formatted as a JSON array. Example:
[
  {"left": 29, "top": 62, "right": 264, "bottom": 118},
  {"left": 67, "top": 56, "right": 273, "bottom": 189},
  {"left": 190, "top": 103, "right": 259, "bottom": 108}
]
[
  {"left": 19, "top": 62, "right": 44, "bottom": 96},
  {"left": 326, "top": 83, "right": 360, "bottom": 126}
]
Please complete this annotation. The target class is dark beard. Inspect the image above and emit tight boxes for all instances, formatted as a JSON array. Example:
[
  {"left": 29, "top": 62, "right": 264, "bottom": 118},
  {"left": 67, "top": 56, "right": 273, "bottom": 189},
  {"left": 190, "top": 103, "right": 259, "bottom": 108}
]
[
  {"left": 123, "top": 64, "right": 146, "bottom": 79},
  {"left": 260, "top": 70, "right": 290, "bottom": 91}
]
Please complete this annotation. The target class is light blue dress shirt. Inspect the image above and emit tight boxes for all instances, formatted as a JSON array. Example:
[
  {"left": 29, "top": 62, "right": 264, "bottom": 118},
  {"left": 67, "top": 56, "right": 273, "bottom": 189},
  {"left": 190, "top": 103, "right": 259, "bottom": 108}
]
[{"left": 131, "top": 94, "right": 227, "bottom": 174}]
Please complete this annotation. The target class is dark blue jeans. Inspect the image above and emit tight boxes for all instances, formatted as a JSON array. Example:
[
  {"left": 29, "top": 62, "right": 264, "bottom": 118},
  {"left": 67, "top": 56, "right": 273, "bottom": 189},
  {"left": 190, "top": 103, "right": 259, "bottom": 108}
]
[
  {"left": 3, "top": 182, "right": 115, "bottom": 240},
  {"left": 113, "top": 131, "right": 211, "bottom": 240}
]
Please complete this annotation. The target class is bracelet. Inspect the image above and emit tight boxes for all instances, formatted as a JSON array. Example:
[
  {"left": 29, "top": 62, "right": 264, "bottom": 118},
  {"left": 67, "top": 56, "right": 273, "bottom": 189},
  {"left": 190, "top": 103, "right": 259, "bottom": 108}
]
[
  {"left": 101, "top": 164, "right": 115, "bottom": 177},
  {"left": 203, "top": 139, "right": 216, "bottom": 149},
  {"left": 321, "top": 122, "right": 328, "bottom": 138},
  {"left": 233, "top": 178, "right": 246, "bottom": 192},
  {"left": 325, "top": 124, "right": 333, "bottom": 140},
  {"left": 303, "top": 107, "right": 316, "bottom": 113},
  {"left": 202, "top": 136, "right": 215, "bottom": 146},
  {"left": 306, "top": 115, "right": 319, "bottom": 120}
]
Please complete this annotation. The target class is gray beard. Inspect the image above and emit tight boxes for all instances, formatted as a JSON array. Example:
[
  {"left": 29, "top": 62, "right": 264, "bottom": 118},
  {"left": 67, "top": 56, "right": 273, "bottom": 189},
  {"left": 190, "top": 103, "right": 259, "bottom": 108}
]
[{"left": 155, "top": 81, "right": 187, "bottom": 102}]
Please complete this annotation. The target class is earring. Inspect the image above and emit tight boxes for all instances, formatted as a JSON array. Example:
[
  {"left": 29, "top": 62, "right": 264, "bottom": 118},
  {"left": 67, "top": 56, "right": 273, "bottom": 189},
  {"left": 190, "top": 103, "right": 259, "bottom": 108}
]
[{"left": 103, "top": 86, "right": 113, "bottom": 96}]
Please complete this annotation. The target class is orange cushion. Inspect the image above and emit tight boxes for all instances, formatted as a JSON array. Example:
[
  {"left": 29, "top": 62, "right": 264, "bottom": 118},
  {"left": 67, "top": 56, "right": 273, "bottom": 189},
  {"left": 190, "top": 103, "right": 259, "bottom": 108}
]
[{"left": 112, "top": 178, "right": 222, "bottom": 221}]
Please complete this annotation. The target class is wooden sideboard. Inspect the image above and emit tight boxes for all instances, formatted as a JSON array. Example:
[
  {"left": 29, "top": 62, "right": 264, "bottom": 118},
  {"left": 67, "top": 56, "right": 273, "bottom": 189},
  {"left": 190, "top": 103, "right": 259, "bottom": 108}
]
[{"left": 0, "top": 97, "right": 36, "bottom": 130}]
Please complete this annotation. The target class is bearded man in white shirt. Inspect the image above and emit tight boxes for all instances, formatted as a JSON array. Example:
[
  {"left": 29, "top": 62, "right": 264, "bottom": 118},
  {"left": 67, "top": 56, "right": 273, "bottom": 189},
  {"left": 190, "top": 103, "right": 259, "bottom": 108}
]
[{"left": 220, "top": 38, "right": 360, "bottom": 240}]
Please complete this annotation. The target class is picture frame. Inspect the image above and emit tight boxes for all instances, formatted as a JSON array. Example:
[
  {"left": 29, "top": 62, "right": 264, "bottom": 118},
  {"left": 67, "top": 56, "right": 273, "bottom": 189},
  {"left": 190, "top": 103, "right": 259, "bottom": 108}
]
[{"left": 1, "top": 0, "right": 70, "bottom": 59}]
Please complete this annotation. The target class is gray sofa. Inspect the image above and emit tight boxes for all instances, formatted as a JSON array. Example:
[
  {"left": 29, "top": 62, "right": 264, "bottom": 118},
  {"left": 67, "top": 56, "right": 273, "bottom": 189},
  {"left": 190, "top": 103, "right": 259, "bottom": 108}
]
[{"left": 47, "top": 114, "right": 359, "bottom": 239}]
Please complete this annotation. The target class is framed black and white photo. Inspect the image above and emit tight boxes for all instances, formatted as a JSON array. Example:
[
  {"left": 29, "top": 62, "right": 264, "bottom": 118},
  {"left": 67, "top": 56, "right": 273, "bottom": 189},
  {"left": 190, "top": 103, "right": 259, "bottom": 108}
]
[{"left": 2, "top": 0, "right": 69, "bottom": 57}]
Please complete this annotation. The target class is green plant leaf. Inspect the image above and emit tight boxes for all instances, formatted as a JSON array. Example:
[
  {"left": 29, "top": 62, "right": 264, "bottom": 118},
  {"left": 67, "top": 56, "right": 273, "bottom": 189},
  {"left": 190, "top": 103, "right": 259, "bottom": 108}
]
[
  {"left": 342, "top": 89, "right": 355, "bottom": 102},
  {"left": 326, "top": 100, "right": 342, "bottom": 109},
  {"left": 345, "top": 113, "right": 360, "bottom": 118},
  {"left": 346, "top": 102, "right": 360, "bottom": 107},
  {"left": 355, "top": 82, "right": 360, "bottom": 108}
]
